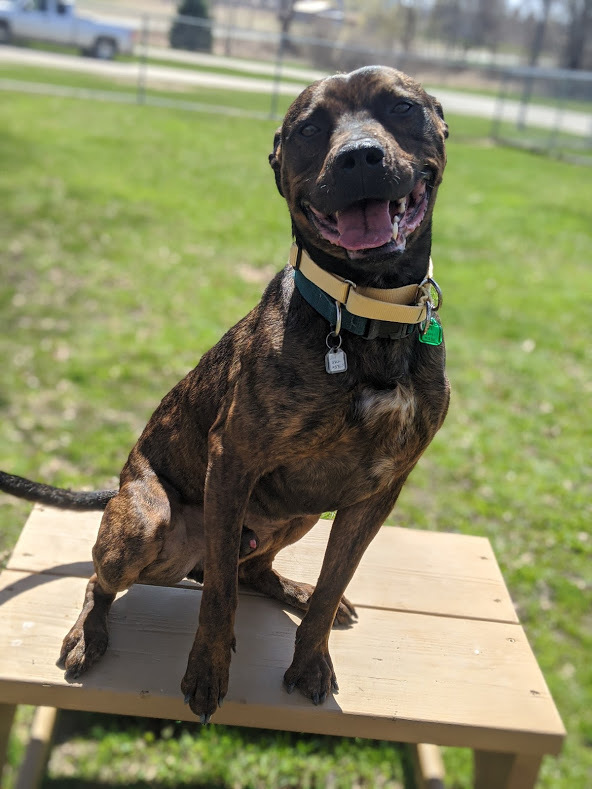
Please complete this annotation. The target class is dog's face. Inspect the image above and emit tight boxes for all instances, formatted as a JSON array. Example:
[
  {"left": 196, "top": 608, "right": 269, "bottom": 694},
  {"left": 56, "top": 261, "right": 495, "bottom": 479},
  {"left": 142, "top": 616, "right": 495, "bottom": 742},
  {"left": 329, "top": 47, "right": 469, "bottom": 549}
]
[{"left": 270, "top": 66, "right": 448, "bottom": 272}]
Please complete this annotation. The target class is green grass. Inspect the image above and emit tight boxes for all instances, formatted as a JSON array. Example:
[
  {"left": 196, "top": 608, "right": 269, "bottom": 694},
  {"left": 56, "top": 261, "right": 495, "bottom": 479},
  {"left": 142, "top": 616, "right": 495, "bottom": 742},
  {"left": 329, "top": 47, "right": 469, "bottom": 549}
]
[
  {"left": 0, "top": 64, "right": 298, "bottom": 117},
  {"left": 0, "top": 87, "right": 590, "bottom": 788},
  {"left": 30, "top": 710, "right": 414, "bottom": 788},
  {"left": 9, "top": 38, "right": 592, "bottom": 111},
  {"left": 3, "top": 61, "right": 590, "bottom": 164}
]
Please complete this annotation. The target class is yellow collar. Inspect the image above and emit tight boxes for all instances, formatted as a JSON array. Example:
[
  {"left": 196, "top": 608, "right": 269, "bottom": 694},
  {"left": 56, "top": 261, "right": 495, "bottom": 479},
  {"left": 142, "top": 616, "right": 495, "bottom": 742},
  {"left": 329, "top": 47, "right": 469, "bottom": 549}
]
[{"left": 289, "top": 244, "right": 437, "bottom": 326}]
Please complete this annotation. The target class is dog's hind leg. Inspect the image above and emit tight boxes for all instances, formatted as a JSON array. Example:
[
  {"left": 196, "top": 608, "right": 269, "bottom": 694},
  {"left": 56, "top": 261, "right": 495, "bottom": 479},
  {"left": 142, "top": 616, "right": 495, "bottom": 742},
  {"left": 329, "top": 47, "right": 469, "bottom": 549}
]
[
  {"left": 57, "top": 573, "right": 115, "bottom": 679},
  {"left": 58, "top": 472, "right": 173, "bottom": 679},
  {"left": 240, "top": 558, "right": 357, "bottom": 625},
  {"left": 238, "top": 516, "right": 357, "bottom": 626},
  {"left": 187, "top": 526, "right": 258, "bottom": 584}
]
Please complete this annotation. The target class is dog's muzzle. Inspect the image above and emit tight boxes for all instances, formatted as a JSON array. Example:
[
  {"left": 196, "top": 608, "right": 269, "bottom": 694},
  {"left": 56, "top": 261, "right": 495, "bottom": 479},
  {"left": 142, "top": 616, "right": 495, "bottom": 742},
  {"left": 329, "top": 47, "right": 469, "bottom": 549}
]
[{"left": 304, "top": 179, "right": 430, "bottom": 256}]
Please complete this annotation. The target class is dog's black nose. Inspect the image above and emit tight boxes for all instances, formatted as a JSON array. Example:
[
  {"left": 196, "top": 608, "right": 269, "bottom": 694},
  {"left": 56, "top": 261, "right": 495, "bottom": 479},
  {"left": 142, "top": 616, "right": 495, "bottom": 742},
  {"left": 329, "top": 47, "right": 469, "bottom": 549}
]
[{"left": 335, "top": 142, "right": 385, "bottom": 172}]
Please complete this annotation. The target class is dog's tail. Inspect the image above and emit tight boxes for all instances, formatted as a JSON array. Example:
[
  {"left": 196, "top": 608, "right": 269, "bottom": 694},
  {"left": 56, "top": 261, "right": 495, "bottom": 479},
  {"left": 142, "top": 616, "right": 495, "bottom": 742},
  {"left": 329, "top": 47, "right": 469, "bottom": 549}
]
[{"left": 0, "top": 471, "right": 117, "bottom": 511}]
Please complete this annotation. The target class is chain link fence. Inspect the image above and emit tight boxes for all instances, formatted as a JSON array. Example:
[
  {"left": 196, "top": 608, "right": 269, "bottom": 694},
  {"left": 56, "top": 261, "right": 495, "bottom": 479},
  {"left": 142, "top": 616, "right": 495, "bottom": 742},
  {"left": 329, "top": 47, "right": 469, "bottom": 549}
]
[
  {"left": 0, "top": 1, "right": 590, "bottom": 162},
  {"left": 492, "top": 67, "right": 592, "bottom": 164}
]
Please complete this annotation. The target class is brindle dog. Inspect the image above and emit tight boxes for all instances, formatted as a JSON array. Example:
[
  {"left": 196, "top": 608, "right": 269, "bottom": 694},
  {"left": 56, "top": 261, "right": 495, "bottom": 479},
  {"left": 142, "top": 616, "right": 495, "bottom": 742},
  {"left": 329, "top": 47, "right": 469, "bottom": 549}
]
[{"left": 0, "top": 66, "right": 449, "bottom": 722}]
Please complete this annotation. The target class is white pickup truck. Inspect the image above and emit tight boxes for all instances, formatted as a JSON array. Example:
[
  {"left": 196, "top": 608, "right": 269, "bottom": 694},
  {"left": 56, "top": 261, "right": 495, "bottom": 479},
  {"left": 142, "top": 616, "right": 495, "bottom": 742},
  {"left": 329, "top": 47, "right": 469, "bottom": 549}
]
[{"left": 0, "top": 0, "right": 135, "bottom": 59}]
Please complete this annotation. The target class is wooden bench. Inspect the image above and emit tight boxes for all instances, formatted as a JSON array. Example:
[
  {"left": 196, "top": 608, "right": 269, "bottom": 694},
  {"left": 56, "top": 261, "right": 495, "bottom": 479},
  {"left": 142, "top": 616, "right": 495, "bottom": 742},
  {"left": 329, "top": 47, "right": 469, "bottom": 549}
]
[{"left": 0, "top": 506, "right": 565, "bottom": 788}]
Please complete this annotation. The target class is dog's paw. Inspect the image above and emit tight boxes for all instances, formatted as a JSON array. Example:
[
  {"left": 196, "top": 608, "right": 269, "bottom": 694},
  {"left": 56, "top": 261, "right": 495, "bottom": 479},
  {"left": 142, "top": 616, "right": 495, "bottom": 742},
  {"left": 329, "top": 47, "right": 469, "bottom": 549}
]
[
  {"left": 334, "top": 595, "right": 357, "bottom": 627},
  {"left": 181, "top": 633, "right": 235, "bottom": 722},
  {"left": 283, "top": 647, "right": 338, "bottom": 705},
  {"left": 57, "top": 624, "right": 108, "bottom": 680}
]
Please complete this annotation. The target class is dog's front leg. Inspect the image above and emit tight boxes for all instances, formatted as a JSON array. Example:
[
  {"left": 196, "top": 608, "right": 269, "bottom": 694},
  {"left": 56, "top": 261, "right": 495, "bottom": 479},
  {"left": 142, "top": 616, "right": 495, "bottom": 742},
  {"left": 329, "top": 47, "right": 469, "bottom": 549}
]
[
  {"left": 181, "top": 426, "right": 255, "bottom": 722},
  {"left": 283, "top": 485, "right": 406, "bottom": 704}
]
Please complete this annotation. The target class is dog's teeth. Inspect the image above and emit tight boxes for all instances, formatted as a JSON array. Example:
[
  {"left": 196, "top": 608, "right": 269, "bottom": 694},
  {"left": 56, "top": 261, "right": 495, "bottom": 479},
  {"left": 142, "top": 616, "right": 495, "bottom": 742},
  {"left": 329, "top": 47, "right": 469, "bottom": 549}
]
[{"left": 392, "top": 220, "right": 399, "bottom": 238}]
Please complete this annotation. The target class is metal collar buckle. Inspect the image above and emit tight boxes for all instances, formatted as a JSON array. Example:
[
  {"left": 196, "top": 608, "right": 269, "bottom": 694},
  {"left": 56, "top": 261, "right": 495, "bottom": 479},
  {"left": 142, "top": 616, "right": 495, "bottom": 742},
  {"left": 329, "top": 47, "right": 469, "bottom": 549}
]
[
  {"left": 341, "top": 279, "right": 356, "bottom": 310},
  {"left": 333, "top": 300, "right": 343, "bottom": 336},
  {"left": 420, "top": 300, "right": 433, "bottom": 336},
  {"left": 420, "top": 277, "right": 443, "bottom": 311}
]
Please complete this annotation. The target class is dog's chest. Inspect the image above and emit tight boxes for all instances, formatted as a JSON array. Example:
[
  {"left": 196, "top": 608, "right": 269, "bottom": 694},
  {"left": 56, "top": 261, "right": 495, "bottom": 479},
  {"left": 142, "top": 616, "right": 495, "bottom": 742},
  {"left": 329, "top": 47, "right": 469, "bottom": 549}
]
[
  {"left": 354, "top": 384, "right": 416, "bottom": 432},
  {"left": 353, "top": 384, "right": 419, "bottom": 473},
  {"left": 296, "top": 384, "right": 419, "bottom": 505},
  {"left": 248, "top": 381, "right": 430, "bottom": 521},
  {"left": 356, "top": 384, "right": 429, "bottom": 488}
]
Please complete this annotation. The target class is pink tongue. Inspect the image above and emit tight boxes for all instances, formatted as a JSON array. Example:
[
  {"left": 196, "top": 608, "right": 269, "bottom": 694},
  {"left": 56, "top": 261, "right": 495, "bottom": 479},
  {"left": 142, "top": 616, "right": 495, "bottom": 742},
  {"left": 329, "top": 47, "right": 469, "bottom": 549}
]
[{"left": 336, "top": 199, "right": 392, "bottom": 251}]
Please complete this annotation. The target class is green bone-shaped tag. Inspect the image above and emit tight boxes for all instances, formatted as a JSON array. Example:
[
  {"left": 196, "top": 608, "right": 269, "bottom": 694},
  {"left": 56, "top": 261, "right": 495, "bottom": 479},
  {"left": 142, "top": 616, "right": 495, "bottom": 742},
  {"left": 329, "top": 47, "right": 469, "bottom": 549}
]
[{"left": 418, "top": 317, "right": 443, "bottom": 346}]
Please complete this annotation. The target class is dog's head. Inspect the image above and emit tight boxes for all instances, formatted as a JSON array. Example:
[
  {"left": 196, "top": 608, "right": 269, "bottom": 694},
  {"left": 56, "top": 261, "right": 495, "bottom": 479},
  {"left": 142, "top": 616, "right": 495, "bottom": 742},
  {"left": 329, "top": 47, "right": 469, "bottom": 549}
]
[{"left": 270, "top": 66, "right": 448, "bottom": 283}]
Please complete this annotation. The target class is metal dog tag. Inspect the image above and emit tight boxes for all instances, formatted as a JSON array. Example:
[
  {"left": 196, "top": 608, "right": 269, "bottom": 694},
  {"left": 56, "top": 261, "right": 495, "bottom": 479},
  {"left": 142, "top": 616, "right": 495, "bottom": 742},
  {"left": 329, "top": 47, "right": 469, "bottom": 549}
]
[{"left": 325, "top": 346, "right": 348, "bottom": 374}]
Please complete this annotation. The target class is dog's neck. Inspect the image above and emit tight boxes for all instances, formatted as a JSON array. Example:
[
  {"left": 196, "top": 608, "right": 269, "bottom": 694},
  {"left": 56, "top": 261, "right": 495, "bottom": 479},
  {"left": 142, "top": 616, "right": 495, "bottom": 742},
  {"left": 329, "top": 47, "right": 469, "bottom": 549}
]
[
  {"left": 290, "top": 244, "right": 440, "bottom": 342},
  {"left": 293, "top": 222, "right": 433, "bottom": 290}
]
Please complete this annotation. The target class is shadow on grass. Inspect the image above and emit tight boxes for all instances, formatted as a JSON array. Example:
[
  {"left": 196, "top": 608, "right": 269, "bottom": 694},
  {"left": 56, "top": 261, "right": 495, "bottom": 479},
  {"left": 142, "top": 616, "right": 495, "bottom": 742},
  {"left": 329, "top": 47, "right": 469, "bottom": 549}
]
[
  {"left": 42, "top": 709, "right": 417, "bottom": 789},
  {"left": 44, "top": 781, "right": 227, "bottom": 789}
]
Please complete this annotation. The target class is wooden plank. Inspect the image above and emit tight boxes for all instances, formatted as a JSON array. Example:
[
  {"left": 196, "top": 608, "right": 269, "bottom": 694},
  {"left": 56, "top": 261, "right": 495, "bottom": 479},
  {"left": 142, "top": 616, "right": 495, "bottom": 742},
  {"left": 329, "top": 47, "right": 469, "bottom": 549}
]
[
  {"left": 474, "top": 750, "right": 544, "bottom": 789},
  {"left": 0, "top": 570, "right": 565, "bottom": 755},
  {"left": 0, "top": 703, "right": 16, "bottom": 780},
  {"left": 412, "top": 743, "right": 446, "bottom": 789},
  {"left": 15, "top": 706, "right": 57, "bottom": 789},
  {"left": 7, "top": 506, "right": 518, "bottom": 624}
]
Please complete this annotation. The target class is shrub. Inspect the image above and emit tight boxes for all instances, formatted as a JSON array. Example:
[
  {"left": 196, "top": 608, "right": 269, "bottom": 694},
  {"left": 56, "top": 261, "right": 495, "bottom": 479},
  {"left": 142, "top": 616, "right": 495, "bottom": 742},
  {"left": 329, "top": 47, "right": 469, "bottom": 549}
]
[{"left": 169, "top": 0, "right": 213, "bottom": 53}]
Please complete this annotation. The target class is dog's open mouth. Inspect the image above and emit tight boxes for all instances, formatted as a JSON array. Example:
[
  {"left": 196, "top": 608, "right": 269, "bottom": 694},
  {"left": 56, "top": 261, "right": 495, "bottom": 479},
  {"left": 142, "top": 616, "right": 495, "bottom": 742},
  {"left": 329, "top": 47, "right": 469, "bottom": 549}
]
[{"left": 305, "top": 180, "right": 429, "bottom": 256}]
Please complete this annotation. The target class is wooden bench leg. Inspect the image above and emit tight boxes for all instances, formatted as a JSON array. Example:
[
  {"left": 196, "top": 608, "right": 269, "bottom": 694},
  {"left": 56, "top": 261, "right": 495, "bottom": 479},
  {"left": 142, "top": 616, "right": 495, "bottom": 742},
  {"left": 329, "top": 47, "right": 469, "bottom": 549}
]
[
  {"left": 412, "top": 743, "right": 446, "bottom": 789},
  {"left": 0, "top": 703, "right": 17, "bottom": 781},
  {"left": 474, "top": 749, "right": 543, "bottom": 789},
  {"left": 15, "top": 706, "right": 58, "bottom": 789}
]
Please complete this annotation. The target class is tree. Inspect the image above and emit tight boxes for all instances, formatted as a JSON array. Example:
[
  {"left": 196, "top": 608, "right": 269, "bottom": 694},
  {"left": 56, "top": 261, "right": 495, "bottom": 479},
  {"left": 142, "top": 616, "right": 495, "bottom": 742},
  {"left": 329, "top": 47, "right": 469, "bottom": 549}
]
[
  {"left": 278, "top": 0, "right": 296, "bottom": 38},
  {"left": 400, "top": 2, "right": 418, "bottom": 52},
  {"left": 562, "top": 0, "right": 592, "bottom": 69},
  {"left": 169, "top": 0, "right": 213, "bottom": 53},
  {"left": 528, "top": 0, "right": 554, "bottom": 66},
  {"left": 468, "top": 0, "right": 506, "bottom": 53}
]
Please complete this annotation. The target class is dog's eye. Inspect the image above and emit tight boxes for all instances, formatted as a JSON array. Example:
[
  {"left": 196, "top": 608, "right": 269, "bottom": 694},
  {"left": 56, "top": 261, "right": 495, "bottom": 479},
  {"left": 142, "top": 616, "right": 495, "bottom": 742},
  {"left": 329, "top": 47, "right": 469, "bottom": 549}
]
[
  {"left": 390, "top": 101, "right": 414, "bottom": 115},
  {"left": 300, "top": 123, "right": 321, "bottom": 138}
]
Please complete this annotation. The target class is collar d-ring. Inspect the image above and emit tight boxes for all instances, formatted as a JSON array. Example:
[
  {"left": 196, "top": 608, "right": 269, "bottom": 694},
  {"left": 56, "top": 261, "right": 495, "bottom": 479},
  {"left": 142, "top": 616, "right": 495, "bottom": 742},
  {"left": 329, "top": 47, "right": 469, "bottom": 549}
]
[
  {"left": 420, "top": 277, "right": 443, "bottom": 311},
  {"left": 420, "top": 300, "right": 433, "bottom": 335},
  {"left": 334, "top": 300, "right": 342, "bottom": 336}
]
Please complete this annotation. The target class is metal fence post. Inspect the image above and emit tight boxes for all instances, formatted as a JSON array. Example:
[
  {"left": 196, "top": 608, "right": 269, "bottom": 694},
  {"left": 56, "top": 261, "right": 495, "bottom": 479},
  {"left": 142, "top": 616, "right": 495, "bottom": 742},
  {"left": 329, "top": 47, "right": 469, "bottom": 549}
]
[
  {"left": 517, "top": 70, "right": 533, "bottom": 132},
  {"left": 547, "top": 74, "right": 568, "bottom": 153},
  {"left": 224, "top": 0, "right": 239, "bottom": 57},
  {"left": 270, "top": 32, "right": 287, "bottom": 121},
  {"left": 136, "top": 13, "right": 149, "bottom": 105},
  {"left": 491, "top": 70, "right": 509, "bottom": 142}
]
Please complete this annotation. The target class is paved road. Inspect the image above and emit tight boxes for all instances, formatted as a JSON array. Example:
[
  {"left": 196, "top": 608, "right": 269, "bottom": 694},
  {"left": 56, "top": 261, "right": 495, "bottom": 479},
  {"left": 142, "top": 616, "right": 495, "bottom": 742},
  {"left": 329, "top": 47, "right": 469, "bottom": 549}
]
[
  {"left": 0, "top": 45, "right": 306, "bottom": 97},
  {"left": 432, "top": 87, "right": 591, "bottom": 137},
  {"left": 1, "top": 45, "right": 590, "bottom": 136}
]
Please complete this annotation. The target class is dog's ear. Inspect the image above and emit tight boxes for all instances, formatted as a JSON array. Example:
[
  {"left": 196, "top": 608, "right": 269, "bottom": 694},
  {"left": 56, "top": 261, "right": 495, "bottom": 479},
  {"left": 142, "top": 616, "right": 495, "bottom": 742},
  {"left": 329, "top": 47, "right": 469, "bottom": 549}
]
[
  {"left": 429, "top": 96, "right": 449, "bottom": 139},
  {"left": 269, "top": 127, "right": 284, "bottom": 197}
]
